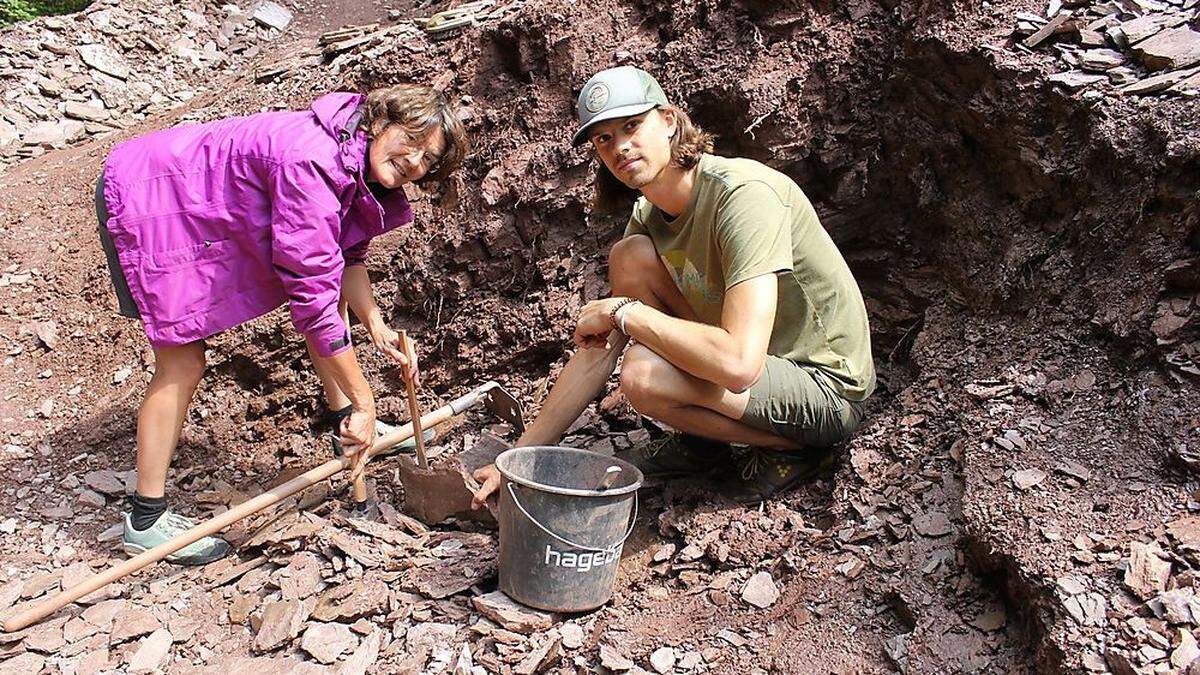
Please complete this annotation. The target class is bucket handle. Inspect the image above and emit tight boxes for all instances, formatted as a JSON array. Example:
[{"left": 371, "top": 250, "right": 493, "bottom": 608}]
[{"left": 507, "top": 482, "right": 638, "bottom": 554}]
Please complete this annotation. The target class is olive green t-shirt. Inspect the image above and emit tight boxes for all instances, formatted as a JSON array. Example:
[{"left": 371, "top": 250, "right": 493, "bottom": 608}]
[{"left": 624, "top": 153, "right": 876, "bottom": 401}]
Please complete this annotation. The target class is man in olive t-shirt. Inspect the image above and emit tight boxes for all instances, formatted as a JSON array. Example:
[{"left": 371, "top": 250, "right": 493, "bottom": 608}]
[{"left": 471, "top": 67, "right": 875, "bottom": 504}]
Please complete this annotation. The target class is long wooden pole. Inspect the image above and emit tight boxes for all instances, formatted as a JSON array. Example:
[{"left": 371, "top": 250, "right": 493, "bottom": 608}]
[
  {"left": 399, "top": 329, "right": 429, "bottom": 469},
  {"left": 3, "top": 400, "right": 466, "bottom": 633}
]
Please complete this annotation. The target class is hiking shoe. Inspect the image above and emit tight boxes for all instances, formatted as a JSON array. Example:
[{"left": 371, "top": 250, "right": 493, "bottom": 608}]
[
  {"left": 329, "top": 418, "right": 435, "bottom": 458},
  {"left": 721, "top": 447, "right": 838, "bottom": 504},
  {"left": 615, "top": 433, "right": 733, "bottom": 479},
  {"left": 122, "top": 511, "right": 231, "bottom": 566}
]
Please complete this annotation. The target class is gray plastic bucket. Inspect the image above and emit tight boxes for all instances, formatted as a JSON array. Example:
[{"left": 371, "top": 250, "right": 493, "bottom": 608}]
[{"left": 495, "top": 446, "right": 643, "bottom": 612}]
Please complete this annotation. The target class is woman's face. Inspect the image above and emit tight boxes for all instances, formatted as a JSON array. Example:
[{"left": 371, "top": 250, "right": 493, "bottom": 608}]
[{"left": 367, "top": 123, "right": 447, "bottom": 188}]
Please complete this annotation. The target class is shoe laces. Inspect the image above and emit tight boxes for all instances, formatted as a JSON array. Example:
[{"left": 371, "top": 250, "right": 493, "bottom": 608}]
[
  {"left": 739, "top": 448, "right": 767, "bottom": 480},
  {"left": 639, "top": 434, "right": 675, "bottom": 459},
  {"left": 159, "top": 511, "right": 195, "bottom": 535}
]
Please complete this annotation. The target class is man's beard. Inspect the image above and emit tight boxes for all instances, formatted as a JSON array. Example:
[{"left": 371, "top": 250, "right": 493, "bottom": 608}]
[{"left": 623, "top": 162, "right": 662, "bottom": 190}]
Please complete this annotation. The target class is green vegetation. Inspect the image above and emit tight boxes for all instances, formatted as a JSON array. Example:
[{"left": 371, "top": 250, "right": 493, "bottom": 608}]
[{"left": 0, "top": 0, "right": 93, "bottom": 27}]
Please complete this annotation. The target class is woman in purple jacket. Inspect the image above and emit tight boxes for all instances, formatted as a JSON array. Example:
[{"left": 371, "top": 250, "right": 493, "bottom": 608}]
[{"left": 97, "top": 85, "right": 467, "bottom": 564}]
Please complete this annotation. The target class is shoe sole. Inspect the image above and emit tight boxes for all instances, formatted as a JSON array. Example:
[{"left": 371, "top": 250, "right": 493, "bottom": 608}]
[{"left": 123, "top": 541, "right": 228, "bottom": 566}]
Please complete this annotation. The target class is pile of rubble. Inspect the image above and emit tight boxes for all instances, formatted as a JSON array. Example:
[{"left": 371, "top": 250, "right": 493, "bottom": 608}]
[
  {"left": 1076, "top": 518, "right": 1200, "bottom": 672},
  {"left": 0, "top": 0, "right": 296, "bottom": 171},
  {"left": 1012, "top": 0, "right": 1200, "bottom": 96}
]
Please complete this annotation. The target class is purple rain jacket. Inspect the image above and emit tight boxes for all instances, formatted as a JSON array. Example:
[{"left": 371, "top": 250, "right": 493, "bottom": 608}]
[{"left": 100, "top": 92, "right": 413, "bottom": 357}]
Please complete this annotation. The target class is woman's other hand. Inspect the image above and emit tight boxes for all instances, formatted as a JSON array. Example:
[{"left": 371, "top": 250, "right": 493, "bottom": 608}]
[{"left": 371, "top": 325, "right": 420, "bottom": 385}]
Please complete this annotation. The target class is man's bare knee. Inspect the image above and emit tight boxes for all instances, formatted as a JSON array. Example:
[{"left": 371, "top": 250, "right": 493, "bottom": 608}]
[
  {"left": 609, "top": 235, "right": 662, "bottom": 296},
  {"left": 620, "top": 345, "right": 671, "bottom": 417}
]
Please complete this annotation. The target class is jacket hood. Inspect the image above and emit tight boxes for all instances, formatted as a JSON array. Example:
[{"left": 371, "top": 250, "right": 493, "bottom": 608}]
[{"left": 312, "top": 92, "right": 366, "bottom": 140}]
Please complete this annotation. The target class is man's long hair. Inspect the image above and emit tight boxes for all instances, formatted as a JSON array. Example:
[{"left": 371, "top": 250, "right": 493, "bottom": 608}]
[{"left": 591, "top": 105, "right": 714, "bottom": 214}]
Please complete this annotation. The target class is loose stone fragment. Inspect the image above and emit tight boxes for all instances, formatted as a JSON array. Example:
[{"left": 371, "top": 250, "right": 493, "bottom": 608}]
[
  {"left": 339, "top": 629, "right": 382, "bottom": 675},
  {"left": 0, "top": 654, "right": 44, "bottom": 674},
  {"left": 1024, "top": 12, "right": 1071, "bottom": 48},
  {"left": 471, "top": 591, "right": 553, "bottom": 634},
  {"left": 128, "top": 629, "right": 172, "bottom": 673},
  {"left": 515, "top": 633, "right": 562, "bottom": 675},
  {"left": 678, "top": 651, "right": 703, "bottom": 670},
  {"left": 63, "top": 102, "right": 109, "bottom": 122},
  {"left": 1157, "top": 588, "right": 1200, "bottom": 624},
  {"left": 1079, "top": 48, "right": 1126, "bottom": 71},
  {"left": 84, "top": 469, "right": 125, "bottom": 496},
  {"left": 913, "top": 511, "right": 953, "bottom": 537},
  {"left": 1125, "top": 542, "right": 1172, "bottom": 600},
  {"left": 1135, "top": 27, "right": 1200, "bottom": 70},
  {"left": 1049, "top": 71, "right": 1107, "bottom": 90},
  {"left": 77, "top": 44, "right": 129, "bottom": 79},
  {"left": 1013, "top": 468, "right": 1048, "bottom": 490},
  {"left": 560, "top": 623, "right": 585, "bottom": 649},
  {"left": 277, "top": 552, "right": 324, "bottom": 600},
  {"left": 1056, "top": 575, "right": 1087, "bottom": 596},
  {"left": 1112, "top": 14, "right": 1182, "bottom": 45},
  {"left": 1172, "top": 629, "right": 1200, "bottom": 669},
  {"left": 252, "top": 1, "right": 294, "bottom": 30},
  {"left": 1054, "top": 459, "right": 1092, "bottom": 482},
  {"left": 740, "top": 571, "right": 779, "bottom": 608},
  {"left": 650, "top": 646, "right": 677, "bottom": 674},
  {"left": 253, "top": 599, "right": 310, "bottom": 652},
  {"left": 1064, "top": 592, "right": 1107, "bottom": 626},
  {"left": 23, "top": 618, "right": 66, "bottom": 653},
  {"left": 1121, "top": 67, "right": 1199, "bottom": 95},
  {"left": 111, "top": 605, "right": 160, "bottom": 643},
  {"left": 599, "top": 643, "right": 634, "bottom": 671},
  {"left": 299, "top": 622, "right": 357, "bottom": 664}
]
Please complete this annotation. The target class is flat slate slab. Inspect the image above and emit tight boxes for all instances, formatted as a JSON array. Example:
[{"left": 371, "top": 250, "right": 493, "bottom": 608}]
[{"left": 1135, "top": 27, "right": 1200, "bottom": 71}]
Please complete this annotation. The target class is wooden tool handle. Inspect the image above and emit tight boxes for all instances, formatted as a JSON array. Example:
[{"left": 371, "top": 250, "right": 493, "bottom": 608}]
[{"left": 399, "top": 329, "right": 428, "bottom": 469}]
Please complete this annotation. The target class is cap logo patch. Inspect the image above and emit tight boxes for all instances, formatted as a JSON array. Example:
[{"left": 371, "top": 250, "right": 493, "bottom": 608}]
[{"left": 584, "top": 83, "right": 610, "bottom": 113}]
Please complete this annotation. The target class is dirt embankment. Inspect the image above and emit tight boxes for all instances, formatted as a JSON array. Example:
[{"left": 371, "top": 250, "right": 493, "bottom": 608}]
[{"left": 0, "top": 0, "right": 1198, "bottom": 672}]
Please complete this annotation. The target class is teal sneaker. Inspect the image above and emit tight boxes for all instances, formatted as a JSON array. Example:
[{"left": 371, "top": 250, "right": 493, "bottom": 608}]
[
  {"left": 122, "top": 511, "right": 232, "bottom": 565},
  {"left": 615, "top": 433, "right": 733, "bottom": 479}
]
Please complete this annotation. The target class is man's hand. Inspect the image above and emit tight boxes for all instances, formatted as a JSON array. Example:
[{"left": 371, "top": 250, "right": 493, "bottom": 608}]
[
  {"left": 471, "top": 464, "right": 502, "bottom": 509},
  {"left": 341, "top": 407, "right": 377, "bottom": 481},
  {"left": 573, "top": 297, "right": 628, "bottom": 349},
  {"left": 371, "top": 325, "right": 420, "bottom": 385}
]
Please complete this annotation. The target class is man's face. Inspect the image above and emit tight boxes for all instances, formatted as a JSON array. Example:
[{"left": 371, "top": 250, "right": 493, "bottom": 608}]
[
  {"left": 367, "top": 123, "right": 447, "bottom": 188},
  {"left": 589, "top": 108, "right": 677, "bottom": 189}
]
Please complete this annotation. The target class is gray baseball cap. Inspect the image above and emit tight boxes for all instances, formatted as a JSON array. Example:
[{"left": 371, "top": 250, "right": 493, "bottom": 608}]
[{"left": 572, "top": 66, "right": 669, "bottom": 147}]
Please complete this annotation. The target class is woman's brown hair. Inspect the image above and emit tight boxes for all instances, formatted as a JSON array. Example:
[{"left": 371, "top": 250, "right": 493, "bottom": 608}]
[
  {"left": 592, "top": 105, "right": 714, "bottom": 214},
  {"left": 360, "top": 84, "right": 468, "bottom": 182}
]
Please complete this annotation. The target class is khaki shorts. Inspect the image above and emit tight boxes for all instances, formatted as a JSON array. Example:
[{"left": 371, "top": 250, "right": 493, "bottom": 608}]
[{"left": 740, "top": 356, "right": 866, "bottom": 447}]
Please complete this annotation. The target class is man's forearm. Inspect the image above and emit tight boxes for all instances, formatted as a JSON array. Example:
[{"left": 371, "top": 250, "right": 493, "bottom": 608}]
[
  {"left": 516, "top": 334, "right": 628, "bottom": 446},
  {"left": 621, "top": 303, "right": 761, "bottom": 392}
]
